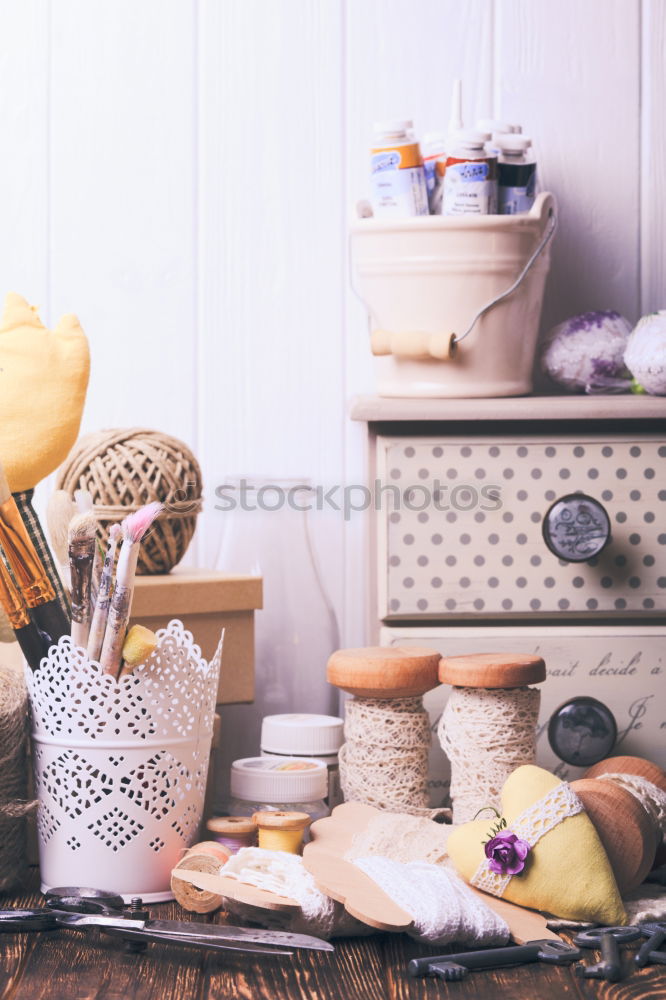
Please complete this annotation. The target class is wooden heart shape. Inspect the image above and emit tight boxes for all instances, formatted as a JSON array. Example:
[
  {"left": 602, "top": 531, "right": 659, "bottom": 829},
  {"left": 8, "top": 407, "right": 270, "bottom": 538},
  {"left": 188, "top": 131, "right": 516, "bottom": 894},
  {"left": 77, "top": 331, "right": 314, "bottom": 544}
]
[{"left": 447, "top": 765, "right": 627, "bottom": 925}]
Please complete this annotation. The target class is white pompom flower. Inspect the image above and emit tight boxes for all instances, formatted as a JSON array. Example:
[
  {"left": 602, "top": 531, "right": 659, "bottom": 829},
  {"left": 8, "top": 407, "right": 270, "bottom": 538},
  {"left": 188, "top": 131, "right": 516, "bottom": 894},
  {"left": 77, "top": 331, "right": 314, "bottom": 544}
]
[
  {"left": 624, "top": 311, "right": 666, "bottom": 396},
  {"left": 540, "top": 310, "right": 632, "bottom": 393}
]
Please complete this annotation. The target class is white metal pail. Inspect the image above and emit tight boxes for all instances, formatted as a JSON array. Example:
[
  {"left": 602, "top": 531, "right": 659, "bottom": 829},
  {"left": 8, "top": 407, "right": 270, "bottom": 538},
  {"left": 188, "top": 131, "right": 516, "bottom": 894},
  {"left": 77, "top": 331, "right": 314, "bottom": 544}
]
[
  {"left": 351, "top": 192, "right": 556, "bottom": 398},
  {"left": 26, "top": 621, "right": 221, "bottom": 902}
]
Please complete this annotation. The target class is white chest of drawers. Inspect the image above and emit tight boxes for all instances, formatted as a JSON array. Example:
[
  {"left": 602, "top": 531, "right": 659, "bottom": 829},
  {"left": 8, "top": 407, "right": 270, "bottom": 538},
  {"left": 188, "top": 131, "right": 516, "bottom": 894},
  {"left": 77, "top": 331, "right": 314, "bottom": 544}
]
[{"left": 352, "top": 395, "right": 666, "bottom": 800}]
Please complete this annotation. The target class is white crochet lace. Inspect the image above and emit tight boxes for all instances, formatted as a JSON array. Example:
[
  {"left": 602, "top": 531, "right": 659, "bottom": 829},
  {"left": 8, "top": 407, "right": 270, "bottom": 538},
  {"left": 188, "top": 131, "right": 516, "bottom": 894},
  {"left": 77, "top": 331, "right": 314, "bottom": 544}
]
[
  {"left": 438, "top": 686, "right": 540, "bottom": 823},
  {"left": 339, "top": 696, "right": 437, "bottom": 816},
  {"left": 471, "top": 782, "right": 584, "bottom": 897},
  {"left": 598, "top": 773, "right": 666, "bottom": 839}
]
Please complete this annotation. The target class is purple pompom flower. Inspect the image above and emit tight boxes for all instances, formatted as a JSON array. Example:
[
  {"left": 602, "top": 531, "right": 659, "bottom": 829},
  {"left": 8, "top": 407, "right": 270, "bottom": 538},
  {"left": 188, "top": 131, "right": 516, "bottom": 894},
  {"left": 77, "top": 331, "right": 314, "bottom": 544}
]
[{"left": 484, "top": 831, "right": 531, "bottom": 876}]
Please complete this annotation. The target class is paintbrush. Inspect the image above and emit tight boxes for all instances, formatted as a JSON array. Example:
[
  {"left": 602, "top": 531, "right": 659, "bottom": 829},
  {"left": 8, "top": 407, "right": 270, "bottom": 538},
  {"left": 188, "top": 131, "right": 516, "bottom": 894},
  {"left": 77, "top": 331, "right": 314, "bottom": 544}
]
[
  {"left": 46, "top": 490, "right": 77, "bottom": 591},
  {"left": 0, "top": 552, "right": 50, "bottom": 669},
  {"left": 99, "top": 502, "right": 163, "bottom": 675},
  {"left": 75, "top": 489, "right": 102, "bottom": 605},
  {"left": 0, "top": 460, "right": 70, "bottom": 648},
  {"left": 68, "top": 512, "right": 97, "bottom": 649},
  {"left": 87, "top": 523, "right": 121, "bottom": 662}
]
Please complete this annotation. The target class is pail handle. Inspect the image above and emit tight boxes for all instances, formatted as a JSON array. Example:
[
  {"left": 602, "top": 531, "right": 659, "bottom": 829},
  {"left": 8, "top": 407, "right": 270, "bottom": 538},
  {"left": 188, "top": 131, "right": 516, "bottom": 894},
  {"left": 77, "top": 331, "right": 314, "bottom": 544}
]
[{"left": 354, "top": 193, "right": 557, "bottom": 362}]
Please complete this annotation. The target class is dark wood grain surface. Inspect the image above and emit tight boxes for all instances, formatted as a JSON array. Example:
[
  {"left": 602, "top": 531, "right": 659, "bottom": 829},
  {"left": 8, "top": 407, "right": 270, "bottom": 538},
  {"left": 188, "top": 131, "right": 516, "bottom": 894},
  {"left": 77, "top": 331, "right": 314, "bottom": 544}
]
[{"left": 1, "top": 870, "right": 665, "bottom": 1000}]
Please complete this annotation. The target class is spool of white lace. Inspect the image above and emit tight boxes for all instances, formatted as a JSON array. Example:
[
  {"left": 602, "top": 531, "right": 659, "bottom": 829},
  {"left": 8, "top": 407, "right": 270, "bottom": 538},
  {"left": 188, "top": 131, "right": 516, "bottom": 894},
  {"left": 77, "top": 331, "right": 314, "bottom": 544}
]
[
  {"left": 339, "top": 696, "right": 435, "bottom": 816},
  {"left": 438, "top": 686, "right": 540, "bottom": 822}
]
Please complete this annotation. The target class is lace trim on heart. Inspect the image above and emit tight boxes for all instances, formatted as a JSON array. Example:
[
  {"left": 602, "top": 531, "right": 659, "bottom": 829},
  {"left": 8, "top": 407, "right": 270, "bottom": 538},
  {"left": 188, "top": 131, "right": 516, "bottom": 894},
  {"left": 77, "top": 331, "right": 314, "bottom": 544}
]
[{"left": 470, "top": 782, "right": 584, "bottom": 897}]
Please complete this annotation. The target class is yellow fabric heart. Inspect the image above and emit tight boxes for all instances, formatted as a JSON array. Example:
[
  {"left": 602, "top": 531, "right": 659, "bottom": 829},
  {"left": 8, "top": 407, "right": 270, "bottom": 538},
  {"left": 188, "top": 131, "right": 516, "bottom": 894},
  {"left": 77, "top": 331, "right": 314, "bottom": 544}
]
[
  {"left": 0, "top": 293, "right": 90, "bottom": 491},
  {"left": 447, "top": 765, "right": 626, "bottom": 925}
]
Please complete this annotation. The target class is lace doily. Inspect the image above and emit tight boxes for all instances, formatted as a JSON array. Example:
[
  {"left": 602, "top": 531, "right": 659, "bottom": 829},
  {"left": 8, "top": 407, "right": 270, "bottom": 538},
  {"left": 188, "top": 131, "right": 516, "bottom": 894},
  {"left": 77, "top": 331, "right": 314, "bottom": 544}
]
[
  {"left": 339, "top": 696, "right": 439, "bottom": 816},
  {"left": 438, "top": 686, "right": 540, "bottom": 822},
  {"left": 471, "top": 782, "right": 584, "bottom": 897}
]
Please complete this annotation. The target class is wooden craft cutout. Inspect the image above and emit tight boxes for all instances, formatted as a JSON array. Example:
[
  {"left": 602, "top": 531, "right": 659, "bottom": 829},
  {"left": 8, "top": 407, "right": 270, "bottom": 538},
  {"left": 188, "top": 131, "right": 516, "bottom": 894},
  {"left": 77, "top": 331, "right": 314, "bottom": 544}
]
[
  {"left": 304, "top": 802, "right": 559, "bottom": 944},
  {"left": 171, "top": 868, "right": 300, "bottom": 914}
]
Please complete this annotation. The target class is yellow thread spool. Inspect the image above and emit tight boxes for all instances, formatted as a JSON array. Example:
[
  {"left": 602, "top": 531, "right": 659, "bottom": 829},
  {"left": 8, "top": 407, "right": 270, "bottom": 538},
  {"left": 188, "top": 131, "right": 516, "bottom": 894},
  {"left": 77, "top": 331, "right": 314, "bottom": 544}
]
[{"left": 252, "top": 811, "right": 311, "bottom": 854}]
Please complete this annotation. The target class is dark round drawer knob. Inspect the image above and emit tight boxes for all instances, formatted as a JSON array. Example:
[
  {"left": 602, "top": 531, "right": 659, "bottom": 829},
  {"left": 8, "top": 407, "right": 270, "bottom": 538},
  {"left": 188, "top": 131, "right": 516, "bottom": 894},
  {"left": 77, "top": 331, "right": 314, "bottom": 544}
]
[
  {"left": 542, "top": 492, "right": 611, "bottom": 562},
  {"left": 548, "top": 696, "right": 617, "bottom": 766}
]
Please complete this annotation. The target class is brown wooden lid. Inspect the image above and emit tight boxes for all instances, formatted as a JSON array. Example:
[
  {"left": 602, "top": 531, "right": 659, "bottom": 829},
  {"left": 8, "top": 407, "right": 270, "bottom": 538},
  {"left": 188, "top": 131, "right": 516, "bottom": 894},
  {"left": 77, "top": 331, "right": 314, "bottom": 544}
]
[
  {"left": 583, "top": 755, "right": 666, "bottom": 794},
  {"left": 253, "top": 810, "right": 312, "bottom": 831},
  {"left": 326, "top": 646, "right": 441, "bottom": 697},
  {"left": 438, "top": 653, "right": 546, "bottom": 688},
  {"left": 570, "top": 778, "right": 657, "bottom": 894},
  {"left": 206, "top": 816, "right": 257, "bottom": 835}
]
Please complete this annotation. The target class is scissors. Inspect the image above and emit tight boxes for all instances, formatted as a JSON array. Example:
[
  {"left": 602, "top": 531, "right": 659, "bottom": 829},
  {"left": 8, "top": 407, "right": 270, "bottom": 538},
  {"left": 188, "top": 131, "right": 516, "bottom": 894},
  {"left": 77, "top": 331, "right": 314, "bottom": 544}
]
[{"left": 0, "top": 886, "right": 334, "bottom": 958}]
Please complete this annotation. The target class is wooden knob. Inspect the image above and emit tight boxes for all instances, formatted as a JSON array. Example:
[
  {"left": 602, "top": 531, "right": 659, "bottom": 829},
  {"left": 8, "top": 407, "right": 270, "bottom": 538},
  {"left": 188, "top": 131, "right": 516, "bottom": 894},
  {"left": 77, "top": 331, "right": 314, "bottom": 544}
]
[
  {"left": 583, "top": 755, "right": 666, "bottom": 795},
  {"left": 327, "top": 646, "right": 441, "bottom": 698},
  {"left": 438, "top": 653, "right": 546, "bottom": 688},
  {"left": 570, "top": 778, "right": 656, "bottom": 894}
]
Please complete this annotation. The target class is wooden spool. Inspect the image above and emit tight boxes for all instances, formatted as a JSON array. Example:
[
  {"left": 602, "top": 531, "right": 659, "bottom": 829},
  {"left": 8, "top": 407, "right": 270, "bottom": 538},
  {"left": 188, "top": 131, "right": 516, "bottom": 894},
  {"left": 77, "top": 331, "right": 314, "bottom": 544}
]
[
  {"left": 253, "top": 810, "right": 312, "bottom": 854},
  {"left": 170, "top": 841, "right": 232, "bottom": 914},
  {"left": 570, "top": 778, "right": 656, "bottom": 893},
  {"left": 583, "top": 754, "right": 666, "bottom": 869},
  {"left": 327, "top": 646, "right": 441, "bottom": 698},
  {"left": 438, "top": 652, "right": 546, "bottom": 689}
]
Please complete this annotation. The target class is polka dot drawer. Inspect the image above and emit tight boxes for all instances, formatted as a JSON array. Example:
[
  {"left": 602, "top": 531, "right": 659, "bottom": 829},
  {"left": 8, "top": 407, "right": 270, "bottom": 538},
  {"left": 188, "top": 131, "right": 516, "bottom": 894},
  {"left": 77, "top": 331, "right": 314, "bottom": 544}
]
[{"left": 378, "top": 435, "right": 666, "bottom": 618}]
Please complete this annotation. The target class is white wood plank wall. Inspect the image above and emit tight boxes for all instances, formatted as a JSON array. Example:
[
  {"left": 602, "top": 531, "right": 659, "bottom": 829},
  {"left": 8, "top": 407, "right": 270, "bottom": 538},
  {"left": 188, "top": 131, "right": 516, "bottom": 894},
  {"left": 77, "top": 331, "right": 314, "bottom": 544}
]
[{"left": 0, "top": 0, "right": 662, "bottom": 647}]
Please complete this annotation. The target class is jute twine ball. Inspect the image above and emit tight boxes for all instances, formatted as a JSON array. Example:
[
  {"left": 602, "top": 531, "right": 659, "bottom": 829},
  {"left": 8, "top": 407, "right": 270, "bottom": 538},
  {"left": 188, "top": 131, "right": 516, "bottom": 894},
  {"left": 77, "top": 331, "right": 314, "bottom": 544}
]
[{"left": 55, "top": 428, "right": 203, "bottom": 574}]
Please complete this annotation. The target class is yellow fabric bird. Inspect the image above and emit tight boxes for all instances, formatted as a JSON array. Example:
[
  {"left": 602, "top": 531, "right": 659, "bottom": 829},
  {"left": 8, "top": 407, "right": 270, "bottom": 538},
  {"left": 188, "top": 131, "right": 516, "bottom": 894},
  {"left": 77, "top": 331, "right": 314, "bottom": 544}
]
[{"left": 0, "top": 293, "right": 90, "bottom": 491}]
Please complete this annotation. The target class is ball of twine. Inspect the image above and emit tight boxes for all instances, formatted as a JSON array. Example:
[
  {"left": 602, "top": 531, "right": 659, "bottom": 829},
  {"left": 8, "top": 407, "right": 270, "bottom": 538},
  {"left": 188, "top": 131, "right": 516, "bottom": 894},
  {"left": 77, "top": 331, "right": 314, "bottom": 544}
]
[
  {"left": 55, "top": 428, "right": 203, "bottom": 574},
  {"left": 0, "top": 664, "right": 37, "bottom": 892}
]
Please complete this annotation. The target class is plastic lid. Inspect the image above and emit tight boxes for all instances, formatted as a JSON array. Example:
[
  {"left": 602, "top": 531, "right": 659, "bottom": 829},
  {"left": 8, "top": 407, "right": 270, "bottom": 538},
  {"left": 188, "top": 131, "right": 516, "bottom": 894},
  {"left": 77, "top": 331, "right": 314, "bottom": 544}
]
[
  {"left": 261, "top": 714, "right": 344, "bottom": 756},
  {"left": 449, "top": 128, "right": 491, "bottom": 150},
  {"left": 476, "top": 117, "right": 512, "bottom": 134},
  {"left": 497, "top": 134, "right": 532, "bottom": 153},
  {"left": 373, "top": 119, "right": 414, "bottom": 137},
  {"left": 230, "top": 756, "right": 328, "bottom": 804}
]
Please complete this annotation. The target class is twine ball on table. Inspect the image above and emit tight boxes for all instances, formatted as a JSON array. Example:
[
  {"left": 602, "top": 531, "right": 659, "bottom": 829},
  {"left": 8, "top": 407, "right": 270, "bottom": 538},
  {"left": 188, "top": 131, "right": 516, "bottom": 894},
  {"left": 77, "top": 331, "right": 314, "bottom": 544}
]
[{"left": 55, "top": 428, "right": 203, "bottom": 574}]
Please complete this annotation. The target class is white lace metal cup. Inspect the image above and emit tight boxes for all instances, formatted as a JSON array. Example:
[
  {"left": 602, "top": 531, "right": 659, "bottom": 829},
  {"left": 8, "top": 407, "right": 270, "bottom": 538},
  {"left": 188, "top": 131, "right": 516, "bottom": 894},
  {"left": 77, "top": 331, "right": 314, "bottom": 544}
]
[{"left": 25, "top": 620, "right": 221, "bottom": 902}]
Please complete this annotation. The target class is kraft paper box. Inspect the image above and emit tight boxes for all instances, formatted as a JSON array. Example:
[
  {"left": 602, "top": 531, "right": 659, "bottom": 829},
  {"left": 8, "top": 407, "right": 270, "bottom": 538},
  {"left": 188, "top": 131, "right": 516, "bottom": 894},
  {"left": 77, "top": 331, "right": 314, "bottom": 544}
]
[{"left": 132, "top": 569, "right": 262, "bottom": 705}]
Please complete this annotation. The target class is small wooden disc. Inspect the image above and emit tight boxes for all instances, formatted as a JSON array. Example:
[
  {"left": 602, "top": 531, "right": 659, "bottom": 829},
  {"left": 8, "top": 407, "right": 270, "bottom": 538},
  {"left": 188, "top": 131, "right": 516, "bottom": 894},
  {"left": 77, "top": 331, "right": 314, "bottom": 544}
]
[
  {"left": 207, "top": 816, "right": 257, "bottom": 836},
  {"left": 253, "top": 810, "right": 312, "bottom": 832},
  {"left": 583, "top": 755, "right": 666, "bottom": 795},
  {"left": 438, "top": 652, "right": 546, "bottom": 688},
  {"left": 185, "top": 841, "right": 232, "bottom": 863},
  {"left": 570, "top": 778, "right": 656, "bottom": 894},
  {"left": 326, "top": 646, "right": 441, "bottom": 698}
]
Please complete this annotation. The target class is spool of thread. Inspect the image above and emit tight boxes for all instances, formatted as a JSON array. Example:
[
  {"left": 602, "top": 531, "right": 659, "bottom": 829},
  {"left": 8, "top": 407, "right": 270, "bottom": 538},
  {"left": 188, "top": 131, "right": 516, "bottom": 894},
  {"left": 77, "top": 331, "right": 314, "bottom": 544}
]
[
  {"left": 253, "top": 811, "right": 311, "bottom": 854},
  {"left": 583, "top": 755, "right": 666, "bottom": 868},
  {"left": 437, "top": 653, "right": 546, "bottom": 823},
  {"left": 206, "top": 816, "right": 257, "bottom": 854},
  {"left": 170, "top": 840, "right": 231, "bottom": 914},
  {"left": 327, "top": 646, "right": 442, "bottom": 816}
]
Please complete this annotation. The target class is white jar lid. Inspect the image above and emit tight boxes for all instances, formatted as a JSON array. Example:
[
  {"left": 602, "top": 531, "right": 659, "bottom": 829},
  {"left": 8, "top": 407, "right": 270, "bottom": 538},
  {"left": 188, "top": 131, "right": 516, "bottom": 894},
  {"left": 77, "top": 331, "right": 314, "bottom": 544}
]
[
  {"left": 261, "top": 714, "right": 344, "bottom": 756},
  {"left": 497, "top": 134, "right": 532, "bottom": 153},
  {"left": 230, "top": 756, "right": 328, "bottom": 804}
]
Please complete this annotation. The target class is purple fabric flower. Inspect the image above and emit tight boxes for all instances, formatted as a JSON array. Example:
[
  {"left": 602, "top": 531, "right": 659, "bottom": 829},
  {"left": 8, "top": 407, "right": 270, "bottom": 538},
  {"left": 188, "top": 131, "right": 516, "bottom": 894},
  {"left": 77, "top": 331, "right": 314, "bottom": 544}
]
[{"left": 484, "top": 831, "right": 531, "bottom": 876}]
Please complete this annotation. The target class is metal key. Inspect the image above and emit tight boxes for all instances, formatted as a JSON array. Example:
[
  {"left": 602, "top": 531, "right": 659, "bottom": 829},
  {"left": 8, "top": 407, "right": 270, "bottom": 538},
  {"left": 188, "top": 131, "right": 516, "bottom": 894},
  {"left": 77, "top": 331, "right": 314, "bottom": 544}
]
[
  {"left": 574, "top": 926, "right": 641, "bottom": 982},
  {"left": 408, "top": 939, "right": 582, "bottom": 981},
  {"left": 636, "top": 922, "right": 666, "bottom": 968}
]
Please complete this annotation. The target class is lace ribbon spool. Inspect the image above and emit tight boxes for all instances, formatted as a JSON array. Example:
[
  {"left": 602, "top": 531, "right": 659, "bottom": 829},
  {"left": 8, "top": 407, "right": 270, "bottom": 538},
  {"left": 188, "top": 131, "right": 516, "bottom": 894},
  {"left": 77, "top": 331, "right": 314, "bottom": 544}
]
[
  {"left": 577, "top": 754, "right": 666, "bottom": 886},
  {"left": 327, "top": 647, "right": 442, "bottom": 816},
  {"left": 171, "top": 841, "right": 231, "bottom": 914},
  {"left": 437, "top": 653, "right": 546, "bottom": 823}
]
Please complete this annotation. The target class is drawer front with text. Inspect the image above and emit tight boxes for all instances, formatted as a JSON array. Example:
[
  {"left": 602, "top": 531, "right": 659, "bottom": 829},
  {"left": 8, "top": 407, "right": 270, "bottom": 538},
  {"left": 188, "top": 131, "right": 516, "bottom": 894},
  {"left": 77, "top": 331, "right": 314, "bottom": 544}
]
[
  {"left": 377, "top": 434, "right": 666, "bottom": 619},
  {"left": 380, "top": 625, "right": 666, "bottom": 807}
]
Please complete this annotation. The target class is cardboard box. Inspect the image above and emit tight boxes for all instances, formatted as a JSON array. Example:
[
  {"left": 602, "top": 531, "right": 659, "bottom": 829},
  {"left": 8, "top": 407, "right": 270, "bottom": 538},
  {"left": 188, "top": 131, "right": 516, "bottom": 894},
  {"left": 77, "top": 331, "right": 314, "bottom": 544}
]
[{"left": 132, "top": 568, "right": 262, "bottom": 705}]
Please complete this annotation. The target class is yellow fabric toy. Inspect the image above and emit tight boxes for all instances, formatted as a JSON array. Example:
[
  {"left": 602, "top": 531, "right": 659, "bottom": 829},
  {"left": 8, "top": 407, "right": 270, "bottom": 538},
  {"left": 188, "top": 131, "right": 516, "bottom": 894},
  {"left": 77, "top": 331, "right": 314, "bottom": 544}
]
[
  {"left": 0, "top": 292, "right": 90, "bottom": 491},
  {"left": 447, "top": 765, "right": 627, "bottom": 925}
]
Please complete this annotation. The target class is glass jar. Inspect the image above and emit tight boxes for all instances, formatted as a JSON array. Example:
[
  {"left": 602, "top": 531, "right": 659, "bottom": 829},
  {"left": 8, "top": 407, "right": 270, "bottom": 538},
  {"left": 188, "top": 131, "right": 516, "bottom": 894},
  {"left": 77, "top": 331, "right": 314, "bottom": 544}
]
[{"left": 227, "top": 756, "right": 329, "bottom": 838}]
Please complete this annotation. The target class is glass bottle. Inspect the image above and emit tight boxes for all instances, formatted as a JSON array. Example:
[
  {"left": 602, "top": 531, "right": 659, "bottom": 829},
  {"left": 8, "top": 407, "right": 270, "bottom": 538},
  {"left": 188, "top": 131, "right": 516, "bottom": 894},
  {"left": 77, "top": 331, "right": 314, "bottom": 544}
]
[{"left": 213, "top": 478, "right": 339, "bottom": 809}]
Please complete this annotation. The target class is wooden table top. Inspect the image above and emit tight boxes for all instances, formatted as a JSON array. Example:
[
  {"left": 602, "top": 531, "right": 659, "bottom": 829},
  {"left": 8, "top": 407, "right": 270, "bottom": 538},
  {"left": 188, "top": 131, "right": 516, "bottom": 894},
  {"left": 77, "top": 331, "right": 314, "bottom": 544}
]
[{"left": 2, "top": 869, "right": 665, "bottom": 1000}]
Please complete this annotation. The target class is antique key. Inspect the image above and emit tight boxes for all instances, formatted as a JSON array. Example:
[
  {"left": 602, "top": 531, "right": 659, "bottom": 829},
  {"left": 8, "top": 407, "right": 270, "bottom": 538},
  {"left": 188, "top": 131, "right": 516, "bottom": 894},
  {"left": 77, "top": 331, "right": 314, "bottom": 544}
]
[
  {"left": 574, "top": 926, "right": 641, "bottom": 982},
  {"left": 635, "top": 922, "right": 666, "bottom": 968}
]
